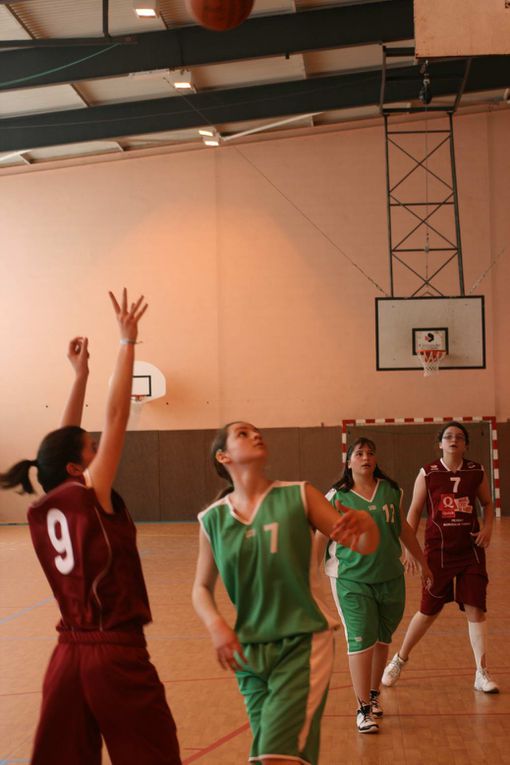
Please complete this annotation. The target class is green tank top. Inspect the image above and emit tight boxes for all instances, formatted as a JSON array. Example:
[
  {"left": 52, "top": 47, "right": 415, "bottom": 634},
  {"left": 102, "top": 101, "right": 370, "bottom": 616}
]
[
  {"left": 325, "top": 479, "right": 403, "bottom": 583},
  {"left": 199, "top": 481, "right": 337, "bottom": 643}
]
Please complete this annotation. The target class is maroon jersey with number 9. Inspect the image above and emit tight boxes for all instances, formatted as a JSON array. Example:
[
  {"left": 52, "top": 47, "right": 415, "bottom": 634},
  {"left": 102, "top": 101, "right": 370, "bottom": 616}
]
[
  {"left": 27, "top": 475, "right": 151, "bottom": 632},
  {"left": 422, "top": 458, "right": 484, "bottom": 563}
]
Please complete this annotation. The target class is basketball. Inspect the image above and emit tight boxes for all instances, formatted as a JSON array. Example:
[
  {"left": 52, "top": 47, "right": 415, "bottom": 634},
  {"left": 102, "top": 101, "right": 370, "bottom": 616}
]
[{"left": 187, "top": 0, "right": 254, "bottom": 31}]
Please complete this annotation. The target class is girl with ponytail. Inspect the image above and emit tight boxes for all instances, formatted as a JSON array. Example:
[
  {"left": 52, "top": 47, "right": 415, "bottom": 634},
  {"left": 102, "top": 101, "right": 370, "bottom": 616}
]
[
  {"left": 1, "top": 291, "right": 181, "bottom": 765},
  {"left": 193, "top": 421, "right": 379, "bottom": 765}
]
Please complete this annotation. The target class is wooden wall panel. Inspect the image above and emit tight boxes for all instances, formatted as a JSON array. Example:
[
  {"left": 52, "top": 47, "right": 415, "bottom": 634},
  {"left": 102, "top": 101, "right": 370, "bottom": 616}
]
[
  {"left": 298, "top": 426, "right": 342, "bottom": 493},
  {"left": 106, "top": 421, "right": 505, "bottom": 522},
  {"left": 159, "top": 430, "right": 210, "bottom": 521},
  {"left": 94, "top": 431, "right": 160, "bottom": 521},
  {"left": 262, "top": 428, "right": 300, "bottom": 482}
]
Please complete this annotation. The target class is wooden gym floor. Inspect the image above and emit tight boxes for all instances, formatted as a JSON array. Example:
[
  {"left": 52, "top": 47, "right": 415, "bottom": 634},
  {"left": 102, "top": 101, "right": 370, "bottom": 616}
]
[{"left": 1, "top": 519, "right": 509, "bottom": 765}]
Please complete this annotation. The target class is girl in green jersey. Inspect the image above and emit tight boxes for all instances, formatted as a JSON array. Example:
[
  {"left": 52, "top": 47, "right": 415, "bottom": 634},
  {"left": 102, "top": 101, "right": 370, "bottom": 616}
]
[
  {"left": 317, "top": 437, "right": 431, "bottom": 735},
  {"left": 192, "top": 422, "right": 379, "bottom": 765}
]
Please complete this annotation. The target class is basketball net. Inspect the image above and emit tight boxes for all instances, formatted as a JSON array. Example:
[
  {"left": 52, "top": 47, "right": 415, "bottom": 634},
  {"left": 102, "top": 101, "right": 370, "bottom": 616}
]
[
  {"left": 128, "top": 395, "right": 147, "bottom": 429},
  {"left": 418, "top": 349, "right": 446, "bottom": 377}
]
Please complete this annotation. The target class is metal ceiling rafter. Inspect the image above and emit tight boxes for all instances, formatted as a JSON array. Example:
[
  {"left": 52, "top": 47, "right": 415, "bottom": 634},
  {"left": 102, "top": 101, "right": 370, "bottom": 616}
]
[
  {"left": 1, "top": 55, "right": 510, "bottom": 153},
  {"left": 0, "top": 0, "right": 415, "bottom": 83}
]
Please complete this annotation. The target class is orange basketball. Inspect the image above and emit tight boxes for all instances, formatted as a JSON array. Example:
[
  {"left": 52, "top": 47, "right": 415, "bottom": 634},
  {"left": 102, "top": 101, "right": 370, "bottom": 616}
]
[{"left": 187, "top": 0, "right": 254, "bottom": 31}]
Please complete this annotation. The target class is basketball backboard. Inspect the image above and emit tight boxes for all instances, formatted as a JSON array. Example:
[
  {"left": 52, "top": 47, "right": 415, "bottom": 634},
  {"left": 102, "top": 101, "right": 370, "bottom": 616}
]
[
  {"left": 414, "top": 0, "right": 510, "bottom": 57},
  {"left": 375, "top": 296, "right": 485, "bottom": 371},
  {"left": 131, "top": 360, "right": 166, "bottom": 401}
]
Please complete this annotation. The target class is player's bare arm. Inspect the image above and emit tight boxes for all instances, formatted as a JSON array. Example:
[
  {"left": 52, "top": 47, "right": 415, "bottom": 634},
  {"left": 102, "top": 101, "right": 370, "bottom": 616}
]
[
  {"left": 192, "top": 529, "right": 247, "bottom": 671},
  {"left": 472, "top": 473, "right": 494, "bottom": 548},
  {"left": 305, "top": 484, "right": 379, "bottom": 555},
  {"left": 60, "top": 337, "right": 89, "bottom": 428}
]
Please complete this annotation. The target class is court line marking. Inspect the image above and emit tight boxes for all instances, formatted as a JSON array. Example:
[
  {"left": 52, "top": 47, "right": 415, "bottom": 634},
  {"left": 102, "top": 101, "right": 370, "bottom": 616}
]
[
  {"left": 0, "top": 598, "right": 52, "bottom": 626},
  {"left": 182, "top": 723, "right": 250, "bottom": 764}
]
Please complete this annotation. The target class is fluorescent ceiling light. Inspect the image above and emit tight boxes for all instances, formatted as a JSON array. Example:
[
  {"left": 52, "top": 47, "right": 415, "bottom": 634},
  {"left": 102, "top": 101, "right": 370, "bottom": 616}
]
[
  {"left": 200, "top": 128, "right": 221, "bottom": 147},
  {"left": 133, "top": 0, "right": 159, "bottom": 18},
  {"left": 171, "top": 70, "right": 195, "bottom": 91}
]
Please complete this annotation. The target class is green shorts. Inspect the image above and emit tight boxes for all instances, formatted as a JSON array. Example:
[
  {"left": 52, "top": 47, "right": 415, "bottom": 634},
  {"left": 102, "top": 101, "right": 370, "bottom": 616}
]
[
  {"left": 235, "top": 630, "right": 334, "bottom": 765},
  {"left": 330, "top": 575, "right": 405, "bottom": 654}
]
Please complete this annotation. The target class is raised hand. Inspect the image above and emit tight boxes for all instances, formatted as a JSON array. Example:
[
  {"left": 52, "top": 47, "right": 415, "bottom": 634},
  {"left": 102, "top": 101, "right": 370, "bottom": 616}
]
[
  {"left": 108, "top": 288, "right": 148, "bottom": 343},
  {"left": 66, "top": 336, "right": 89, "bottom": 376}
]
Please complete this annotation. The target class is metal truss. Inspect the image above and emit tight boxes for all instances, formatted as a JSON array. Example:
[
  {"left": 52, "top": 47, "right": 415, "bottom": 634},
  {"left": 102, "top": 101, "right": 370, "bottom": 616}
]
[{"left": 381, "top": 48, "right": 471, "bottom": 297}]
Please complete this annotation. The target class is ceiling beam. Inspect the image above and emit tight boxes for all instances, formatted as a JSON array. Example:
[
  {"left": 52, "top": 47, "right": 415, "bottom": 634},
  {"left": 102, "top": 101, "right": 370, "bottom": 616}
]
[
  {"left": 0, "top": 0, "right": 414, "bottom": 90},
  {"left": 1, "top": 56, "right": 509, "bottom": 153}
]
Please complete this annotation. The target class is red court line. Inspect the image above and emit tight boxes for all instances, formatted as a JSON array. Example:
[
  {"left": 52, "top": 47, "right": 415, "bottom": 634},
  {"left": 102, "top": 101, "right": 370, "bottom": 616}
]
[{"left": 182, "top": 722, "right": 250, "bottom": 764}]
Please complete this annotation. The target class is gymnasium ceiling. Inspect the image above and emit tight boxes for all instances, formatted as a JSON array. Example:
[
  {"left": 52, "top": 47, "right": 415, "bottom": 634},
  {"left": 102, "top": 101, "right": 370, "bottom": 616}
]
[{"left": 1, "top": 0, "right": 509, "bottom": 169}]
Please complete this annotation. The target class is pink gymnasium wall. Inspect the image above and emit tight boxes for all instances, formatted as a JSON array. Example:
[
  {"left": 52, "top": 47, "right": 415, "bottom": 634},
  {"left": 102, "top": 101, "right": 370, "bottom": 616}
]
[{"left": 0, "top": 109, "right": 509, "bottom": 521}]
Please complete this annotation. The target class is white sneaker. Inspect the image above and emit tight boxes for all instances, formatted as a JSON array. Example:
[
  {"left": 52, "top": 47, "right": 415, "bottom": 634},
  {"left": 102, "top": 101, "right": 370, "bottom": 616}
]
[
  {"left": 356, "top": 704, "right": 379, "bottom": 734},
  {"left": 382, "top": 653, "right": 407, "bottom": 687},
  {"left": 474, "top": 668, "right": 500, "bottom": 694}
]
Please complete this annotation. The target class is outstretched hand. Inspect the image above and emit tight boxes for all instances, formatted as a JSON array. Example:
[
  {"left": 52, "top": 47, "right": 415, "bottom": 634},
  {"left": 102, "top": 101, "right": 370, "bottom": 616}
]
[
  {"left": 109, "top": 288, "right": 148, "bottom": 342},
  {"left": 67, "top": 337, "right": 89, "bottom": 376},
  {"left": 331, "top": 502, "right": 372, "bottom": 550}
]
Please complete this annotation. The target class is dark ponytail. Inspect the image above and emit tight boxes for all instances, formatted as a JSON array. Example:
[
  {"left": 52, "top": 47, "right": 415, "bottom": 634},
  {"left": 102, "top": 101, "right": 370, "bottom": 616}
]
[
  {"left": 330, "top": 437, "right": 400, "bottom": 494},
  {"left": 0, "top": 459, "right": 38, "bottom": 494},
  {"left": 0, "top": 426, "right": 85, "bottom": 495},
  {"left": 209, "top": 422, "right": 240, "bottom": 500}
]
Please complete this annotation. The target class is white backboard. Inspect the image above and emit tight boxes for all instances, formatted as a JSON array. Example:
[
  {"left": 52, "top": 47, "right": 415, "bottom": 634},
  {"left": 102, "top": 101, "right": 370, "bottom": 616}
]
[
  {"left": 415, "top": 0, "right": 510, "bottom": 57},
  {"left": 376, "top": 296, "right": 485, "bottom": 370}
]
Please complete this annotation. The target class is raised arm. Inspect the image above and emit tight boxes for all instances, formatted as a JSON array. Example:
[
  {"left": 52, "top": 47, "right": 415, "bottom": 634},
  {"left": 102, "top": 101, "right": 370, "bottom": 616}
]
[
  {"left": 60, "top": 337, "right": 89, "bottom": 427},
  {"left": 305, "top": 483, "right": 379, "bottom": 555},
  {"left": 87, "top": 289, "right": 147, "bottom": 512},
  {"left": 191, "top": 529, "right": 247, "bottom": 671}
]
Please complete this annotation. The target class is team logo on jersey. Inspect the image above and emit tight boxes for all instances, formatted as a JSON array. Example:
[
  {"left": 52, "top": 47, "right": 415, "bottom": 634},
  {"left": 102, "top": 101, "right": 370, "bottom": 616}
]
[
  {"left": 467, "top": 462, "right": 477, "bottom": 469},
  {"left": 430, "top": 464, "right": 440, "bottom": 470},
  {"left": 439, "top": 493, "right": 473, "bottom": 517},
  {"left": 245, "top": 529, "right": 256, "bottom": 539}
]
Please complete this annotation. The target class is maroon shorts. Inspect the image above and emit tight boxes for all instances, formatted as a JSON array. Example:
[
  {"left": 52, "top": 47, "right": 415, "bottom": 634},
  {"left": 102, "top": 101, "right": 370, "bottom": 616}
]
[
  {"left": 31, "top": 630, "right": 181, "bottom": 765},
  {"left": 420, "top": 550, "right": 488, "bottom": 616}
]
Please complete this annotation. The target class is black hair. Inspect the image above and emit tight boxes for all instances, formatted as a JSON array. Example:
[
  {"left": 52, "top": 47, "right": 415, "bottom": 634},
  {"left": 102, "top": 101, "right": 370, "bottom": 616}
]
[
  {"left": 210, "top": 422, "right": 240, "bottom": 499},
  {"left": 437, "top": 420, "right": 469, "bottom": 445},
  {"left": 330, "top": 437, "right": 399, "bottom": 493},
  {"left": 0, "top": 426, "right": 86, "bottom": 495}
]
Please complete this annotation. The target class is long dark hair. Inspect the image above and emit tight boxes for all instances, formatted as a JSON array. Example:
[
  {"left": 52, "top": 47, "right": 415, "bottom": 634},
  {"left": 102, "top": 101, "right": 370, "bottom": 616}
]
[
  {"left": 437, "top": 420, "right": 469, "bottom": 445},
  {"left": 0, "top": 426, "right": 86, "bottom": 495},
  {"left": 210, "top": 422, "right": 241, "bottom": 500},
  {"left": 330, "top": 437, "right": 399, "bottom": 493}
]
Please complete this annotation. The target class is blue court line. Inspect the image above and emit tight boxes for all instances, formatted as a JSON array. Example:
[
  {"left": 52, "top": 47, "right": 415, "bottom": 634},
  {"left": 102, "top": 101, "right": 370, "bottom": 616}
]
[
  {"left": 0, "top": 597, "right": 52, "bottom": 626},
  {"left": 0, "top": 759, "right": 29, "bottom": 764}
]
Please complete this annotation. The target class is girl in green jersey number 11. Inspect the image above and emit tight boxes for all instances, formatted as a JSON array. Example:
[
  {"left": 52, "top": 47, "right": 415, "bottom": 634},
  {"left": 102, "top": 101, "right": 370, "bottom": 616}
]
[
  {"left": 317, "top": 437, "right": 431, "bottom": 735},
  {"left": 192, "top": 422, "right": 379, "bottom": 765}
]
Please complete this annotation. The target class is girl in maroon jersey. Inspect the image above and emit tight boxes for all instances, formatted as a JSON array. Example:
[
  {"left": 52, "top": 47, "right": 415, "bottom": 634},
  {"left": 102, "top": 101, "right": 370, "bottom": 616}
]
[
  {"left": 382, "top": 421, "right": 499, "bottom": 694},
  {"left": 0, "top": 290, "right": 181, "bottom": 765}
]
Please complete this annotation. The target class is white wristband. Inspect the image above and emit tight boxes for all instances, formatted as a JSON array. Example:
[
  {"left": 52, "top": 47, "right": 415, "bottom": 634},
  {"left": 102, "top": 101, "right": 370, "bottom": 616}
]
[{"left": 120, "top": 339, "right": 138, "bottom": 345}]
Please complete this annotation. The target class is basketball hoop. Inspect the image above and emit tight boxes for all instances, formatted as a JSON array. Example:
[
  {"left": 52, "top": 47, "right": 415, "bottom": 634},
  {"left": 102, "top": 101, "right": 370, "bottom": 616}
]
[{"left": 418, "top": 349, "right": 446, "bottom": 377}]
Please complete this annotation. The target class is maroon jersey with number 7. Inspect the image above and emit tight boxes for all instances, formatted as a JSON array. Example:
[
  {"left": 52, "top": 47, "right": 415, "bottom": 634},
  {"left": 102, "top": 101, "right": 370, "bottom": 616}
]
[
  {"left": 27, "top": 475, "right": 151, "bottom": 632},
  {"left": 422, "top": 458, "right": 484, "bottom": 563}
]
